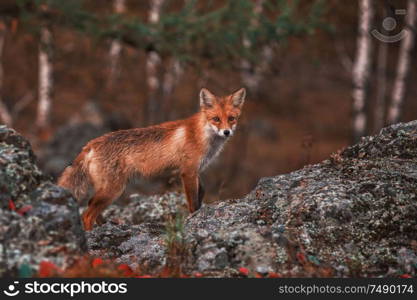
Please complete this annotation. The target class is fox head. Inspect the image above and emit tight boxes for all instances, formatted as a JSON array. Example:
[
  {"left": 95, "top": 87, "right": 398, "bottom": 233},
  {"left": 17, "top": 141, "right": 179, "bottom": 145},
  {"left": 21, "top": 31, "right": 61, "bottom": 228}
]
[{"left": 199, "top": 88, "right": 246, "bottom": 138}]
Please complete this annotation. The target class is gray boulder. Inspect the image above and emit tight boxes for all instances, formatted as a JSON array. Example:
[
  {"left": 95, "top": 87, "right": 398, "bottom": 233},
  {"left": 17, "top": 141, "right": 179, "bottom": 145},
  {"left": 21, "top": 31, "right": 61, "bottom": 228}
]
[
  {"left": 0, "top": 126, "right": 86, "bottom": 277},
  {"left": 86, "top": 193, "right": 188, "bottom": 274}
]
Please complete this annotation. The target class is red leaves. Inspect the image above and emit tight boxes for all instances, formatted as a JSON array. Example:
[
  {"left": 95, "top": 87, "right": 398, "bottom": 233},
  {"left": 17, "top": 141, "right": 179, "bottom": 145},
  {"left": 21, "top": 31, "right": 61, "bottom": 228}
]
[
  {"left": 8, "top": 199, "right": 32, "bottom": 215},
  {"left": 91, "top": 258, "right": 150, "bottom": 277},
  {"left": 400, "top": 274, "right": 412, "bottom": 278},
  {"left": 118, "top": 264, "right": 134, "bottom": 277},
  {"left": 40, "top": 256, "right": 287, "bottom": 278},
  {"left": 296, "top": 252, "right": 307, "bottom": 264},
  {"left": 38, "top": 261, "right": 60, "bottom": 277},
  {"left": 238, "top": 267, "right": 249, "bottom": 276},
  {"left": 267, "top": 272, "right": 282, "bottom": 278},
  {"left": 91, "top": 258, "right": 104, "bottom": 268},
  {"left": 17, "top": 205, "right": 33, "bottom": 215},
  {"left": 117, "top": 264, "right": 130, "bottom": 271},
  {"left": 237, "top": 267, "right": 282, "bottom": 278},
  {"left": 8, "top": 199, "right": 16, "bottom": 211}
]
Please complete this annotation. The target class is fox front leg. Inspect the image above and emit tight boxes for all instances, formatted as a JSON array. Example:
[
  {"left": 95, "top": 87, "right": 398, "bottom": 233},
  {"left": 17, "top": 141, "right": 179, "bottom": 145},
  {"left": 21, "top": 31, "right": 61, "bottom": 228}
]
[{"left": 181, "top": 172, "right": 200, "bottom": 213}]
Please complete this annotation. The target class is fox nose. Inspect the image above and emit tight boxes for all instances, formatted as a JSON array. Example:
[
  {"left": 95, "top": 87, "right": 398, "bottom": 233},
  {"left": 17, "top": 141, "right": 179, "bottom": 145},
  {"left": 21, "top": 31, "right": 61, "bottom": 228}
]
[{"left": 224, "top": 130, "right": 230, "bottom": 136}]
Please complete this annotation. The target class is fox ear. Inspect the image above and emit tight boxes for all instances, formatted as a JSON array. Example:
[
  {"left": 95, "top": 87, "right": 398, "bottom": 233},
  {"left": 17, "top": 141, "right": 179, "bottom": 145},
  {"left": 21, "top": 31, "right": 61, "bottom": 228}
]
[
  {"left": 230, "top": 88, "right": 246, "bottom": 108},
  {"left": 200, "top": 88, "right": 216, "bottom": 108}
]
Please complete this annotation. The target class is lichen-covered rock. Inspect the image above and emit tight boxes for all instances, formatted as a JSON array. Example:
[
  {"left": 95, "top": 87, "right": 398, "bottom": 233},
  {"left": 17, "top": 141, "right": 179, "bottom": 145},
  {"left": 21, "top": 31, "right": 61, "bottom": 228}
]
[
  {"left": 86, "top": 121, "right": 417, "bottom": 277},
  {"left": 104, "top": 193, "right": 188, "bottom": 225},
  {"left": 0, "top": 126, "right": 86, "bottom": 277},
  {"left": 0, "top": 127, "right": 44, "bottom": 208},
  {"left": 184, "top": 200, "right": 279, "bottom": 274},
  {"left": 86, "top": 193, "right": 187, "bottom": 273}
]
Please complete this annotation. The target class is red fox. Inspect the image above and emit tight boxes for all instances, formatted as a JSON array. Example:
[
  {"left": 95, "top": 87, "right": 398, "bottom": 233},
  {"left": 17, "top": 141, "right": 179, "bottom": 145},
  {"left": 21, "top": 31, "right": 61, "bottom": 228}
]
[{"left": 58, "top": 88, "right": 246, "bottom": 230}]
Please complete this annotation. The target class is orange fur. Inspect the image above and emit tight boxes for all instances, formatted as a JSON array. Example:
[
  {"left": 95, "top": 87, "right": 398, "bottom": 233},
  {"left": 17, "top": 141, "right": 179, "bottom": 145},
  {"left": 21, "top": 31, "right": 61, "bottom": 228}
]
[{"left": 57, "top": 88, "right": 246, "bottom": 230}]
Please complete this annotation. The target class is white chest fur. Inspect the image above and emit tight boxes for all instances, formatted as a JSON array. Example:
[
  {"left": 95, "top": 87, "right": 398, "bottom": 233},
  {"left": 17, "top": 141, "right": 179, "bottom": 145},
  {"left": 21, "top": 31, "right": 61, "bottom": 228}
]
[{"left": 200, "top": 135, "right": 227, "bottom": 171}]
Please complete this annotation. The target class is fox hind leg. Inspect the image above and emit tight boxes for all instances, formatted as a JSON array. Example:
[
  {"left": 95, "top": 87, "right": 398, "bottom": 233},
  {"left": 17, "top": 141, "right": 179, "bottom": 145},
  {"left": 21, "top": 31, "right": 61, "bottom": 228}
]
[
  {"left": 82, "top": 195, "right": 110, "bottom": 231},
  {"left": 197, "top": 177, "right": 205, "bottom": 210},
  {"left": 82, "top": 184, "right": 124, "bottom": 231},
  {"left": 95, "top": 214, "right": 106, "bottom": 226}
]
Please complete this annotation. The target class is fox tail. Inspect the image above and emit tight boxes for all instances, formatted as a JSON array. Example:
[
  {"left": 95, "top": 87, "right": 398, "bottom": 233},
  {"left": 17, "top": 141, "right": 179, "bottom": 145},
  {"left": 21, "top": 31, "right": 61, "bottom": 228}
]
[{"left": 57, "top": 148, "right": 93, "bottom": 203}]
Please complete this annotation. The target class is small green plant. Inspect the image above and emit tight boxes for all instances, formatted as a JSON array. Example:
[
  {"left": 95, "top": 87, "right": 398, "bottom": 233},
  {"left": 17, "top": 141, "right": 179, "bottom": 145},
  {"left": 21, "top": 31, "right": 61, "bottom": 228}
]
[{"left": 162, "top": 213, "right": 188, "bottom": 277}]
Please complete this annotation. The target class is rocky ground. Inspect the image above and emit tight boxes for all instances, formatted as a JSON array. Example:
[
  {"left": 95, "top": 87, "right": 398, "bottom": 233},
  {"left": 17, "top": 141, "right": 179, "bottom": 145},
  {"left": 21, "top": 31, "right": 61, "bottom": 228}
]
[{"left": 1, "top": 121, "right": 417, "bottom": 277}]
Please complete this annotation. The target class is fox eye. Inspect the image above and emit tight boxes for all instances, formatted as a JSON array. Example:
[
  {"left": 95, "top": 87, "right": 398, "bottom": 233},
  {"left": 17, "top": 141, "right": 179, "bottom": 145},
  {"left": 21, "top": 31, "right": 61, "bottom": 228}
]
[
  {"left": 212, "top": 116, "right": 220, "bottom": 122},
  {"left": 228, "top": 116, "right": 236, "bottom": 122}
]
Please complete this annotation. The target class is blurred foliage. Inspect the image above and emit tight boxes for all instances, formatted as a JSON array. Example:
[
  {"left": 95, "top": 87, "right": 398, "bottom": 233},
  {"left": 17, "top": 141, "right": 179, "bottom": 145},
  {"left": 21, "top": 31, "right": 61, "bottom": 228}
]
[{"left": 6, "top": 0, "right": 328, "bottom": 69}]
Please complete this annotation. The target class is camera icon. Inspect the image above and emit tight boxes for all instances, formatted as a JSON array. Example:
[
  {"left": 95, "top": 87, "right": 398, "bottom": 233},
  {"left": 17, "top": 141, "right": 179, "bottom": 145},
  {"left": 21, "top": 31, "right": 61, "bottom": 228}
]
[
  {"left": 3, "top": 281, "right": 20, "bottom": 297},
  {"left": 371, "top": 9, "right": 407, "bottom": 43}
]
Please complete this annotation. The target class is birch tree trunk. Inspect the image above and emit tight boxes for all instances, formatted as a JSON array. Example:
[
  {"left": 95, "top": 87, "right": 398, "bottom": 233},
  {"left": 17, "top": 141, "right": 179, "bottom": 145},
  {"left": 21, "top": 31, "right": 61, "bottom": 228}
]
[
  {"left": 36, "top": 23, "right": 53, "bottom": 135},
  {"left": 0, "top": 19, "right": 12, "bottom": 126},
  {"left": 352, "top": 0, "right": 374, "bottom": 142},
  {"left": 146, "top": 0, "right": 164, "bottom": 125},
  {"left": 241, "top": 0, "right": 273, "bottom": 94},
  {"left": 107, "top": 0, "right": 126, "bottom": 88},
  {"left": 159, "top": 0, "right": 192, "bottom": 120},
  {"left": 161, "top": 59, "right": 183, "bottom": 119},
  {"left": 387, "top": 0, "right": 417, "bottom": 124},
  {"left": 373, "top": 41, "right": 387, "bottom": 132},
  {"left": 373, "top": 8, "right": 388, "bottom": 132}
]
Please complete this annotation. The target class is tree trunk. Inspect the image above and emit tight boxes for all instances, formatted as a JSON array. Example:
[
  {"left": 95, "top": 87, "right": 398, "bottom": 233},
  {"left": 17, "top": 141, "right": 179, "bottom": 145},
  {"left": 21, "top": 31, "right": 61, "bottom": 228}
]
[
  {"left": 387, "top": 0, "right": 417, "bottom": 124},
  {"left": 146, "top": 0, "right": 164, "bottom": 125},
  {"left": 159, "top": 0, "right": 191, "bottom": 121},
  {"left": 373, "top": 7, "right": 388, "bottom": 132},
  {"left": 107, "top": 0, "right": 126, "bottom": 89},
  {"left": 0, "top": 19, "right": 12, "bottom": 126},
  {"left": 36, "top": 23, "right": 53, "bottom": 137},
  {"left": 352, "top": 0, "right": 374, "bottom": 142},
  {"left": 241, "top": 46, "right": 273, "bottom": 94},
  {"left": 241, "top": 0, "right": 272, "bottom": 94},
  {"left": 161, "top": 59, "right": 183, "bottom": 119}
]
